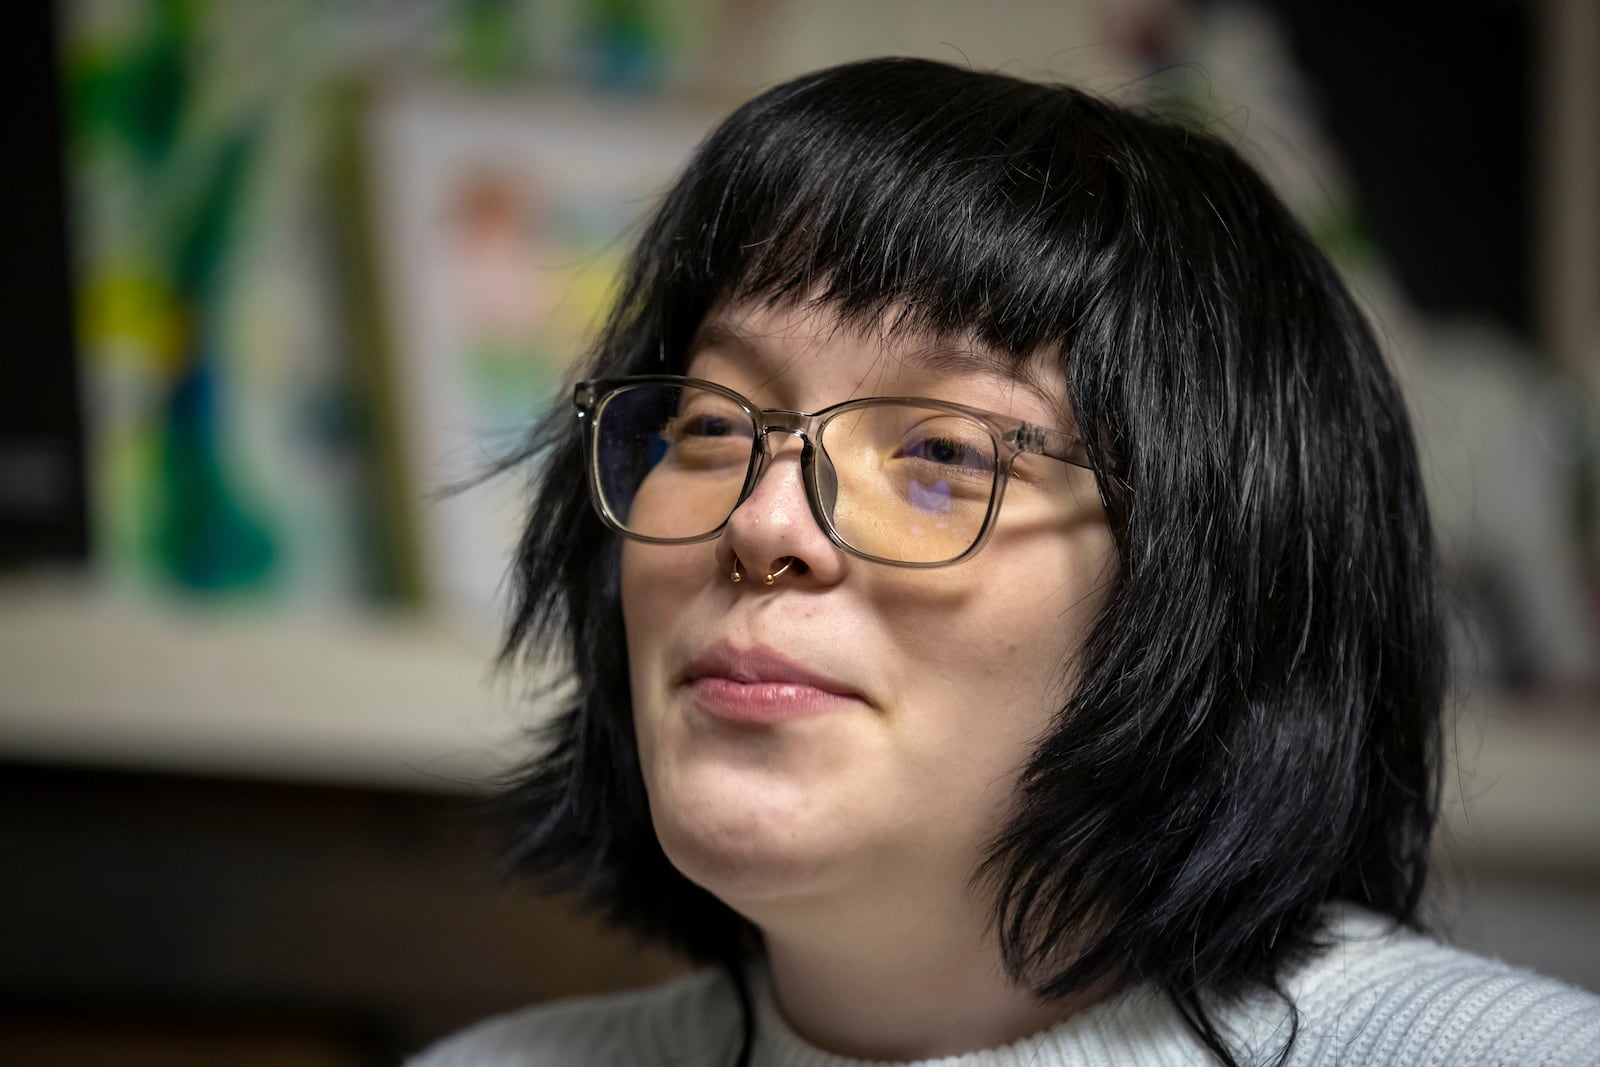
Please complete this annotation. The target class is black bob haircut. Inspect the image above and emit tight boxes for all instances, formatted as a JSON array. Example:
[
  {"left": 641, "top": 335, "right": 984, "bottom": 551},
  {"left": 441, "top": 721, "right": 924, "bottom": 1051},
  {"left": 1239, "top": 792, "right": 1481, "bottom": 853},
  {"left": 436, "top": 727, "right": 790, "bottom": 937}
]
[{"left": 500, "top": 57, "right": 1445, "bottom": 1066}]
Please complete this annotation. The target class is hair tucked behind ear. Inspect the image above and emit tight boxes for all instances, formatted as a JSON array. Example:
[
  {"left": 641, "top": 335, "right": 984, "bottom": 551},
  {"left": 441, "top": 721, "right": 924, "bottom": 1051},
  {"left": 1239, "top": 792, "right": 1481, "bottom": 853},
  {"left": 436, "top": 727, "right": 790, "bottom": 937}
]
[{"left": 496, "top": 57, "right": 1445, "bottom": 1067}]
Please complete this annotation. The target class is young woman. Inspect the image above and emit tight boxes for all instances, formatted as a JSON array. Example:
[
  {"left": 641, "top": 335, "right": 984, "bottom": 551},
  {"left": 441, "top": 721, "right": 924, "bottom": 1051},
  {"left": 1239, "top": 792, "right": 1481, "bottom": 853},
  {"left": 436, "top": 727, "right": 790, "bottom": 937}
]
[{"left": 414, "top": 58, "right": 1600, "bottom": 1066}]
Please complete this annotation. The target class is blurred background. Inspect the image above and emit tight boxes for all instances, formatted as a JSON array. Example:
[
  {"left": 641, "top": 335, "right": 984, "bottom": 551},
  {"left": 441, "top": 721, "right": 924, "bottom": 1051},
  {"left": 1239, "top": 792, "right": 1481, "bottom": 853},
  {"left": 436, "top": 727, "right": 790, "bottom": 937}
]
[{"left": 2, "top": 0, "right": 1596, "bottom": 1062}]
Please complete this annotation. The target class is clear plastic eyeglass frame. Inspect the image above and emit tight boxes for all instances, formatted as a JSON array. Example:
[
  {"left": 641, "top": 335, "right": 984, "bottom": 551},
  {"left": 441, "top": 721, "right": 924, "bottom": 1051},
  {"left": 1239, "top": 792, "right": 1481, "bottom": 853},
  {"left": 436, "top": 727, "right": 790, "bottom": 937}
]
[{"left": 573, "top": 374, "right": 1092, "bottom": 568}]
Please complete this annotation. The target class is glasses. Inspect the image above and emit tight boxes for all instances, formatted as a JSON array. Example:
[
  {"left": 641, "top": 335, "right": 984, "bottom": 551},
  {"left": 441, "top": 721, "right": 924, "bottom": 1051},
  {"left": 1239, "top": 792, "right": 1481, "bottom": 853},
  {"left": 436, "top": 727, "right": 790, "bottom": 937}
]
[{"left": 574, "top": 375, "right": 1090, "bottom": 567}]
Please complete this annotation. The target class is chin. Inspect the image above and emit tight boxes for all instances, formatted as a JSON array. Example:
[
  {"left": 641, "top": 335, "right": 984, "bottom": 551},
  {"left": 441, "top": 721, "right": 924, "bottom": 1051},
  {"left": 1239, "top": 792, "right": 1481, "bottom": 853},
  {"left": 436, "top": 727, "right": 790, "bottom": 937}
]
[{"left": 645, "top": 762, "right": 846, "bottom": 907}]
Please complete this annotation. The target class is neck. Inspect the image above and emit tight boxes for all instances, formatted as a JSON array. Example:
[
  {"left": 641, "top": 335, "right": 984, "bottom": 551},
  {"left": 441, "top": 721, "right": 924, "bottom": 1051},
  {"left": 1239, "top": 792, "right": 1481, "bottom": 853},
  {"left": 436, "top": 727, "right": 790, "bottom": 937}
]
[{"left": 753, "top": 889, "right": 1093, "bottom": 1061}]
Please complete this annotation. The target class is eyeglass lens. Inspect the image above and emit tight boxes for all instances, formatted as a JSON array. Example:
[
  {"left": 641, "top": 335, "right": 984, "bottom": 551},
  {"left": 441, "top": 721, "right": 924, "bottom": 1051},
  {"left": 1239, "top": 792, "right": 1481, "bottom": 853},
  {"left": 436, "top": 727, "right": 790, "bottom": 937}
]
[{"left": 592, "top": 382, "right": 1001, "bottom": 564}]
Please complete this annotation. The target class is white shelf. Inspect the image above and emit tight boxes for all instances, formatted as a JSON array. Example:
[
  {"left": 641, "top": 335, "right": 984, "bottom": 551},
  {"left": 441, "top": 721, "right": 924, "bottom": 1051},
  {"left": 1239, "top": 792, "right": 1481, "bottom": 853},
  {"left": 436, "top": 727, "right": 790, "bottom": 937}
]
[
  {"left": 0, "top": 578, "right": 549, "bottom": 791},
  {"left": 1, "top": 580, "right": 1597, "bottom": 873}
]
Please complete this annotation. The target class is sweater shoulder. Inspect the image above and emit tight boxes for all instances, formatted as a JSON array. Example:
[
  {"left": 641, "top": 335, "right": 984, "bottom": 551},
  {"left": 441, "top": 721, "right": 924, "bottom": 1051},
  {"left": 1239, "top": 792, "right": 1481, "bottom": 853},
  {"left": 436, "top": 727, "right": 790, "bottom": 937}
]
[
  {"left": 1279, "top": 906, "right": 1600, "bottom": 1067},
  {"left": 405, "top": 970, "right": 740, "bottom": 1067}
]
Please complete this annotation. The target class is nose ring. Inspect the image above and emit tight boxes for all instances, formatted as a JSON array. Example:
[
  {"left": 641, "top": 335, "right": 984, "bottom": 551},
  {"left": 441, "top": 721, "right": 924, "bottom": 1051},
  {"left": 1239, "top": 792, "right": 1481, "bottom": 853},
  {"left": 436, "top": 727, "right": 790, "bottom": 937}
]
[{"left": 731, "top": 555, "right": 795, "bottom": 586}]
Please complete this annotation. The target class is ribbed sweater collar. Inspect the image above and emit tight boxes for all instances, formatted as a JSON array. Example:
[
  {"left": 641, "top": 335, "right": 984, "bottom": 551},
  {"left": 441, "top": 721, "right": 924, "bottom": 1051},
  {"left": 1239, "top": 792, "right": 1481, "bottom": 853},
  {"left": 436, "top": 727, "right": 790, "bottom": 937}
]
[{"left": 748, "top": 969, "right": 1200, "bottom": 1067}]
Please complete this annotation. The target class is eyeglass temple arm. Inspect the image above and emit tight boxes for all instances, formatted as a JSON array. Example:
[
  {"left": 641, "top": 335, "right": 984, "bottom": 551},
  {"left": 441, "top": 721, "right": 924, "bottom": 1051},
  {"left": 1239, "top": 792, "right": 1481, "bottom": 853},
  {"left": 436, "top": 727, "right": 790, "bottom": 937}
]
[{"left": 1008, "top": 422, "right": 1091, "bottom": 469}]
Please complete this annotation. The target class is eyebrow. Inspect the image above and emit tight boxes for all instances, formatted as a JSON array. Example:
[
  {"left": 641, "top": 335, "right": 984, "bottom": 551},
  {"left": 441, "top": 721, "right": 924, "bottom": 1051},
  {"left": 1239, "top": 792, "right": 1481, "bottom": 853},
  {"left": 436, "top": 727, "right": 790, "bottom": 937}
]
[{"left": 691, "top": 318, "right": 1071, "bottom": 430}]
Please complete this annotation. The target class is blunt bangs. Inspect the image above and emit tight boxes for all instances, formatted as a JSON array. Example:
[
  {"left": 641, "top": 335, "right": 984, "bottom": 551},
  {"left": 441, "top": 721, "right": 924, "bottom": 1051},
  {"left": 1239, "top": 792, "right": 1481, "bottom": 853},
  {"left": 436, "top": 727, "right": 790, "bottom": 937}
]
[
  {"left": 597, "top": 60, "right": 1213, "bottom": 392},
  {"left": 654, "top": 61, "right": 1123, "bottom": 355}
]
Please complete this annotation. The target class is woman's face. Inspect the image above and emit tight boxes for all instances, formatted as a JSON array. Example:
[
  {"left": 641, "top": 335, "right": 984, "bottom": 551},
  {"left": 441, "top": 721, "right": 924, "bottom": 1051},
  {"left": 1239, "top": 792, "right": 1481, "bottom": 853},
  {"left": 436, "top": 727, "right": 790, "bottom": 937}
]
[{"left": 621, "top": 300, "right": 1115, "bottom": 923}]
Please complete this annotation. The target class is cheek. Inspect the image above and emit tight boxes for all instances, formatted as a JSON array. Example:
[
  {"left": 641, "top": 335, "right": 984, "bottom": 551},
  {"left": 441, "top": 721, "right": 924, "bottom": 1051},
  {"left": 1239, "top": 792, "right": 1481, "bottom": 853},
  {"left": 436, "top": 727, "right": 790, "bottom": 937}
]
[
  {"left": 619, "top": 542, "right": 685, "bottom": 733},
  {"left": 900, "top": 542, "right": 1107, "bottom": 703},
  {"left": 619, "top": 541, "right": 648, "bottom": 642},
  {"left": 888, "top": 525, "right": 1115, "bottom": 807},
  {"left": 618, "top": 547, "right": 649, "bottom": 746},
  {"left": 619, "top": 539, "right": 724, "bottom": 773},
  {"left": 620, "top": 540, "right": 694, "bottom": 652},
  {"left": 619, "top": 546, "right": 649, "bottom": 685}
]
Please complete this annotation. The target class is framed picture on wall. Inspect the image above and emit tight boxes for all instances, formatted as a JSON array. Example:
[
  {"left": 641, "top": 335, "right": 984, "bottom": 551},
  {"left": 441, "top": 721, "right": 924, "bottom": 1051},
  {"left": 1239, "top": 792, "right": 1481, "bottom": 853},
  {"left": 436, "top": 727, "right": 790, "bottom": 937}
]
[{"left": 354, "top": 82, "right": 719, "bottom": 616}]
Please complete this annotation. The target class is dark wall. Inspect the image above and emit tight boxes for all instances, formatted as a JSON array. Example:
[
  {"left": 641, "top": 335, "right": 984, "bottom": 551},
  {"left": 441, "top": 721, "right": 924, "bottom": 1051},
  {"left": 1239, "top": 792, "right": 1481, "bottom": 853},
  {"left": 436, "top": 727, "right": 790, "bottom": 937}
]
[
  {"left": 1262, "top": 0, "right": 1535, "bottom": 339},
  {"left": 2, "top": 4, "right": 88, "bottom": 564}
]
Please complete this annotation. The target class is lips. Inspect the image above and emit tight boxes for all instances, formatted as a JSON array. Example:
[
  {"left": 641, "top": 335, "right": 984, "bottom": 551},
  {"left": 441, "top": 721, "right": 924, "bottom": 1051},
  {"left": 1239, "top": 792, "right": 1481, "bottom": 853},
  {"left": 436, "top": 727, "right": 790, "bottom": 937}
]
[{"left": 680, "top": 642, "right": 866, "bottom": 723}]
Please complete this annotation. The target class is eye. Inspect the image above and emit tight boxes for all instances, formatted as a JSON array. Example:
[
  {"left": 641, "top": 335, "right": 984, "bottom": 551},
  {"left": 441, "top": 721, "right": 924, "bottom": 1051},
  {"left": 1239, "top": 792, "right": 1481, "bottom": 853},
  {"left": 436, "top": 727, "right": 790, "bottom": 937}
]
[
  {"left": 672, "top": 412, "right": 740, "bottom": 440},
  {"left": 657, "top": 402, "right": 754, "bottom": 473},
  {"left": 664, "top": 397, "right": 754, "bottom": 446},
  {"left": 898, "top": 434, "right": 995, "bottom": 475}
]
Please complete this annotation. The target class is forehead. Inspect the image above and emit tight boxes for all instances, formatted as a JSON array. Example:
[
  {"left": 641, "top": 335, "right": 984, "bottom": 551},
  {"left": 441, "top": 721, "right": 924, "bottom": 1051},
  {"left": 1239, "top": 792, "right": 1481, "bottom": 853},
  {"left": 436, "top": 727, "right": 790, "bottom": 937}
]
[{"left": 687, "top": 302, "right": 1070, "bottom": 426}]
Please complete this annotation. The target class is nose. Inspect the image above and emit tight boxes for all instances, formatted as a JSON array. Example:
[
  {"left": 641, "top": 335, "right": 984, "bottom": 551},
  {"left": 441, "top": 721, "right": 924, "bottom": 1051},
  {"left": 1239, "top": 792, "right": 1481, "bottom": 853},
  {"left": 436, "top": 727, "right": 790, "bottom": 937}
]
[{"left": 715, "top": 428, "right": 846, "bottom": 587}]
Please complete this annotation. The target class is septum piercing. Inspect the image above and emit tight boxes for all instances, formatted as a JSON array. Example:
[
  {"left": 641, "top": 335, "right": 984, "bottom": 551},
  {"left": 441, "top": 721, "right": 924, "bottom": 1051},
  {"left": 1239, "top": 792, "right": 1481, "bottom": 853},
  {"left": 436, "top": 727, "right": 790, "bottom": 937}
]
[{"left": 731, "top": 555, "right": 795, "bottom": 586}]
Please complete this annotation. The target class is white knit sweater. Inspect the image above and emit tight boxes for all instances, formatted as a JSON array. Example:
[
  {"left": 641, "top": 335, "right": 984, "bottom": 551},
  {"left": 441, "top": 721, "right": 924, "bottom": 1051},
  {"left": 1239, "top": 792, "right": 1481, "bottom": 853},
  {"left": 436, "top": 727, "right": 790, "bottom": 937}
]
[{"left": 410, "top": 907, "right": 1600, "bottom": 1066}]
